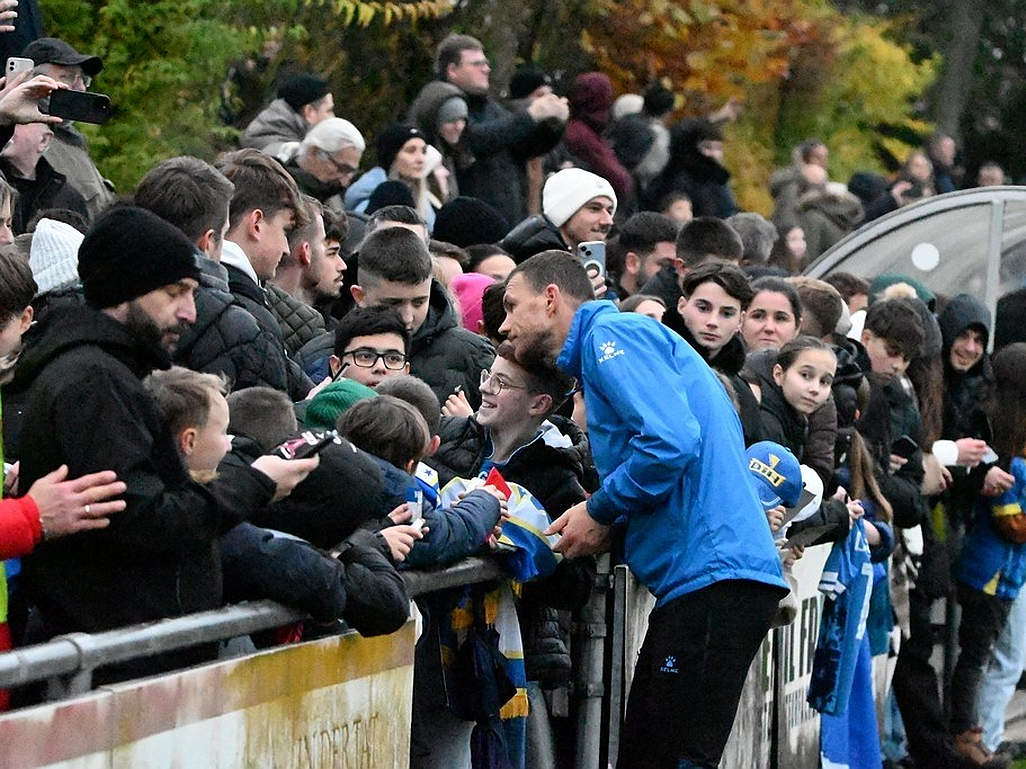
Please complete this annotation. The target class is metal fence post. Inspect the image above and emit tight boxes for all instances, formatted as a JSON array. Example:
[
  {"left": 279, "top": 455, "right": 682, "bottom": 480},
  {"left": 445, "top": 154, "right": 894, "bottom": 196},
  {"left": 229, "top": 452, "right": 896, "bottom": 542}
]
[{"left": 574, "top": 553, "right": 610, "bottom": 769}]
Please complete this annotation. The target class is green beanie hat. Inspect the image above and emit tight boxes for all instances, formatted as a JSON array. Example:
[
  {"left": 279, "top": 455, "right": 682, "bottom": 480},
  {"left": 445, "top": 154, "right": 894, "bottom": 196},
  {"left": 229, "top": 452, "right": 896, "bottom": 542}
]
[{"left": 305, "top": 379, "right": 377, "bottom": 430}]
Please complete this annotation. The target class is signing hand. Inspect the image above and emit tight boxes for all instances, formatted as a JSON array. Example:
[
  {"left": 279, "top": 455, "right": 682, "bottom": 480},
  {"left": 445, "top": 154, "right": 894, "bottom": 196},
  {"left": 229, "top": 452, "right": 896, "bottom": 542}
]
[
  {"left": 250, "top": 455, "right": 320, "bottom": 502},
  {"left": 545, "top": 500, "right": 612, "bottom": 558},
  {"left": 380, "top": 524, "right": 426, "bottom": 562}
]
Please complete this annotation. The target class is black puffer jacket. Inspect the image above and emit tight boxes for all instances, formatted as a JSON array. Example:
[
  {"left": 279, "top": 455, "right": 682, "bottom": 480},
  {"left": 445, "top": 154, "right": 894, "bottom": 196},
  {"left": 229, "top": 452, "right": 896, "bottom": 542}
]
[
  {"left": 410, "top": 279, "right": 495, "bottom": 410},
  {"left": 265, "top": 283, "right": 327, "bottom": 357},
  {"left": 677, "top": 326, "right": 764, "bottom": 447},
  {"left": 13, "top": 306, "right": 276, "bottom": 681},
  {"left": 220, "top": 523, "right": 409, "bottom": 636},
  {"left": 224, "top": 262, "right": 314, "bottom": 400},
  {"left": 744, "top": 348, "right": 808, "bottom": 458},
  {"left": 174, "top": 255, "right": 291, "bottom": 393},
  {"left": 498, "top": 214, "right": 569, "bottom": 264}
]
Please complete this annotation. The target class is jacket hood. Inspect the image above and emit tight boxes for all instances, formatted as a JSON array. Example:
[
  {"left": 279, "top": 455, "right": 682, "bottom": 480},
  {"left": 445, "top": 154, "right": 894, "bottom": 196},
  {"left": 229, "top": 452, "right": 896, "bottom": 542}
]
[
  {"left": 408, "top": 81, "right": 466, "bottom": 146},
  {"left": 798, "top": 184, "right": 864, "bottom": 229},
  {"left": 499, "top": 215, "right": 568, "bottom": 263},
  {"left": 939, "top": 293, "right": 992, "bottom": 352},
  {"left": 513, "top": 415, "right": 595, "bottom": 483},
  {"left": 13, "top": 304, "right": 171, "bottom": 387},
  {"left": 569, "top": 73, "right": 614, "bottom": 133},
  {"left": 678, "top": 323, "right": 746, "bottom": 376}
]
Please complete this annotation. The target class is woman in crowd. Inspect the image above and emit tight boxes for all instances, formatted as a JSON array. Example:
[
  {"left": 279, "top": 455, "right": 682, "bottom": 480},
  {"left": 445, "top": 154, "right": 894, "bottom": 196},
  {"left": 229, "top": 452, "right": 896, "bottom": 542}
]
[
  {"left": 345, "top": 124, "right": 436, "bottom": 228},
  {"left": 741, "top": 276, "right": 802, "bottom": 353}
]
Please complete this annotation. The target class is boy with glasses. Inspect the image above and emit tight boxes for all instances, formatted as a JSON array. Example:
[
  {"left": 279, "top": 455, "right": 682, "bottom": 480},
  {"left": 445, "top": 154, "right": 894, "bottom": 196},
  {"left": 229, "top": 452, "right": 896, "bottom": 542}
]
[{"left": 328, "top": 305, "right": 410, "bottom": 389}]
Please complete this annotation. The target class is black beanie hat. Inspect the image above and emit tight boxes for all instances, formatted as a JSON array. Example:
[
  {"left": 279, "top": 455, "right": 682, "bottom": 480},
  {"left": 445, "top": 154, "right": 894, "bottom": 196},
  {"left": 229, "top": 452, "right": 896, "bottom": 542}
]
[
  {"left": 278, "top": 73, "right": 330, "bottom": 112},
  {"left": 78, "top": 206, "right": 201, "bottom": 308},
  {"left": 509, "top": 68, "right": 551, "bottom": 100},
  {"left": 376, "top": 124, "right": 426, "bottom": 172},
  {"left": 643, "top": 83, "right": 675, "bottom": 116},
  {"left": 365, "top": 181, "right": 415, "bottom": 214},
  {"left": 433, "top": 196, "right": 510, "bottom": 247}
]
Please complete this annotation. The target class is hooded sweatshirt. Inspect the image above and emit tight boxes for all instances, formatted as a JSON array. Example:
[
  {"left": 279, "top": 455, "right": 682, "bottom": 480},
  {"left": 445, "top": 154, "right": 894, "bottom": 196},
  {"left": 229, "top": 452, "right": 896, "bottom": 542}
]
[{"left": 562, "top": 73, "right": 633, "bottom": 201}]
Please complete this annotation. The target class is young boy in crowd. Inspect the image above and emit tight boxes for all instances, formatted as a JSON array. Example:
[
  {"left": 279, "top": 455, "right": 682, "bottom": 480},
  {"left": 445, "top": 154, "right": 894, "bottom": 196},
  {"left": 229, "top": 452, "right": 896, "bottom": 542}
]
[
  {"left": 328, "top": 305, "right": 411, "bottom": 388},
  {"left": 337, "top": 395, "right": 505, "bottom": 568},
  {"left": 143, "top": 367, "right": 410, "bottom": 636}
]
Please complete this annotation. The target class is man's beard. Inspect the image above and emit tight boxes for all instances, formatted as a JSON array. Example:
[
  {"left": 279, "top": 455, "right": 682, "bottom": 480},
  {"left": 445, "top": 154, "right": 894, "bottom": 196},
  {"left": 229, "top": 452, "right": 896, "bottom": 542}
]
[
  {"left": 514, "top": 327, "right": 557, "bottom": 368},
  {"left": 124, "top": 302, "right": 188, "bottom": 354}
]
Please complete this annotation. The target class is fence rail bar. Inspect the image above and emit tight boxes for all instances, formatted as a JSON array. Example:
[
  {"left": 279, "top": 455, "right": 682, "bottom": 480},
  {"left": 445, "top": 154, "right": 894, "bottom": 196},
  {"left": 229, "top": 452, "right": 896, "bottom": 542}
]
[{"left": 0, "top": 556, "right": 505, "bottom": 691}]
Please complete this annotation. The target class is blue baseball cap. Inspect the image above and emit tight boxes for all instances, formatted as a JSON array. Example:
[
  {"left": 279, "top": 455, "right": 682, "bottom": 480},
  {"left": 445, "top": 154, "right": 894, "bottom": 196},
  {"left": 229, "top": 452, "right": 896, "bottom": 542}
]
[{"left": 746, "top": 442, "right": 802, "bottom": 509}]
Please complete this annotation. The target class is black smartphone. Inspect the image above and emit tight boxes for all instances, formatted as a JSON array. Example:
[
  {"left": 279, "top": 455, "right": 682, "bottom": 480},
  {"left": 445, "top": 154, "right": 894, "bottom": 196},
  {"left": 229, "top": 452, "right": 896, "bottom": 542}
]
[
  {"left": 891, "top": 434, "right": 919, "bottom": 459},
  {"left": 46, "top": 90, "right": 112, "bottom": 124},
  {"left": 275, "top": 430, "right": 339, "bottom": 460}
]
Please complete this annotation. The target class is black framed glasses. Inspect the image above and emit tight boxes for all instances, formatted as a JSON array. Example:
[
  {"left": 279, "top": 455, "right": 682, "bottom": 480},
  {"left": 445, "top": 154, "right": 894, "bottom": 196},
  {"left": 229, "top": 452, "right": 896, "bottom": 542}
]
[
  {"left": 480, "top": 370, "right": 527, "bottom": 394},
  {"left": 344, "top": 348, "right": 408, "bottom": 370},
  {"left": 318, "top": 149, "right": 357, "bottom": 178}
]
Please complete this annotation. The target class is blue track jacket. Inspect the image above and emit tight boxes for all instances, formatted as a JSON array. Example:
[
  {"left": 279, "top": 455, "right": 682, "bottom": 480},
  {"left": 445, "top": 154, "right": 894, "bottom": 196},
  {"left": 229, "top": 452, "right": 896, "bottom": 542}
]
[{"left": 557, "top": 302, "right": 786, "bottom": 606}]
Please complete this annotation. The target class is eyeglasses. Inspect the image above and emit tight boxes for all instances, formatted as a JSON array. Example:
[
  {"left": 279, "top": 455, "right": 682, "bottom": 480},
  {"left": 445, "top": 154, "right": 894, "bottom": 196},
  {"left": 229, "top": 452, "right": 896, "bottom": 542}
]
[
  {"left": 318, "top": 149, "right": 357, "bottom": 178},
  {"left": 344, "top": 348, "right": 408, "bottom": 369},
  {"left": 480, "top": 370, "right": 527, "bottom": 394}
]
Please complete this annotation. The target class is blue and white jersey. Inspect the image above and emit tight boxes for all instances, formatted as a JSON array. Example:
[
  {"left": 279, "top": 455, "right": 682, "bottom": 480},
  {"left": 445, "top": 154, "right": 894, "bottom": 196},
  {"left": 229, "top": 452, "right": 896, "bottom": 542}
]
[{"left": 808, "top": 519, "right": 874, "bottom": 716}]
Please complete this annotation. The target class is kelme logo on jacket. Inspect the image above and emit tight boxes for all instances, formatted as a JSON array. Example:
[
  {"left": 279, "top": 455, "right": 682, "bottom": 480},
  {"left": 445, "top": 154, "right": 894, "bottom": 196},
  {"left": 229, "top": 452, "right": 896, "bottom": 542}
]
[{"left": 597, "top": 340, "right": 624, "bottom": 364}]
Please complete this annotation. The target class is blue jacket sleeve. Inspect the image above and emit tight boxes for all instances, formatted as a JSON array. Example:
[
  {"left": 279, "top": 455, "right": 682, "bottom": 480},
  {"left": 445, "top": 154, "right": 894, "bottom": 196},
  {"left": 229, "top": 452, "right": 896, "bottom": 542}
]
[
  {"left": 403, "top": 489, "right": 500, "bottom": 568},
  {"left": 583, "top": 323, "right": 703, "bottom": 524}
]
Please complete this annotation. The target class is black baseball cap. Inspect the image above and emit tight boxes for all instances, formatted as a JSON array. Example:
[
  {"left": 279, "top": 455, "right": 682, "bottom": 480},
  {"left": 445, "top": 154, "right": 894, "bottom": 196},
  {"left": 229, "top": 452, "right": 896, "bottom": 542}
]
[{"left": 21, "top": 37, "right": 103, "bottom": 77}]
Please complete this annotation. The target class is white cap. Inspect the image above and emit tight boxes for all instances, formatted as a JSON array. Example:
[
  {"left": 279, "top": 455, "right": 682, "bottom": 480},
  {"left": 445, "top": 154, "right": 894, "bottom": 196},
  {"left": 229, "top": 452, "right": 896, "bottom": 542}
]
[
  {"left": 542, "top": 168, "right": 617, "bottom": 228},
  {"left": 29, "top": 218, "right": 84, "bottom": 295}
]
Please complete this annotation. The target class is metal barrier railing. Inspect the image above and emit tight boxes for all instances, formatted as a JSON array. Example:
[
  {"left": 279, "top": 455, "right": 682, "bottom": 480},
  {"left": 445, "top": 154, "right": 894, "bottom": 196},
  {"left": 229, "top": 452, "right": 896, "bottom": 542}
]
[{"left": 0, "top": 556, "right": 507, "bottom": 698}]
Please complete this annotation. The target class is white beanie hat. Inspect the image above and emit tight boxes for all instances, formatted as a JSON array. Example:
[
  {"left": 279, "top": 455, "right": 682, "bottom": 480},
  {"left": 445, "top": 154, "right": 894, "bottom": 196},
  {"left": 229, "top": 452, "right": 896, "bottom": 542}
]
[
  {"left": 542, "top": 168, "right": 617, "bottom": 228},
  {"left": 29, "top": 218, "right": 85, "bottom": 295}
]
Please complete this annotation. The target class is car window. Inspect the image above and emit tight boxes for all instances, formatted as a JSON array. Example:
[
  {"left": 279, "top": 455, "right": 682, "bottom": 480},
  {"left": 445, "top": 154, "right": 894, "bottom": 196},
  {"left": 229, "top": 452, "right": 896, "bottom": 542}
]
[{"left": 818, "top": 203, "right": 991, "bottom": 299}]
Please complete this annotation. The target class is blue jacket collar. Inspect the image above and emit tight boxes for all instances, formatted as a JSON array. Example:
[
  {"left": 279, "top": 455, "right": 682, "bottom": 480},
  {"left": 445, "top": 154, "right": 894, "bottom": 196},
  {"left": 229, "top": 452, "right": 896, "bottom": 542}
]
[{"left": 557, "top": 301, "right": 617, "bottom": 377}]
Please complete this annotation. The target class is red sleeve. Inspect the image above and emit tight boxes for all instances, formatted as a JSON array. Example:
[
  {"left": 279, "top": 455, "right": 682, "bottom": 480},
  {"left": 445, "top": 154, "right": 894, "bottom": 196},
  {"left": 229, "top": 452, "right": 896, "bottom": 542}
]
[{"left": 0, "top": 496, "right": 42, "bottom": 559}]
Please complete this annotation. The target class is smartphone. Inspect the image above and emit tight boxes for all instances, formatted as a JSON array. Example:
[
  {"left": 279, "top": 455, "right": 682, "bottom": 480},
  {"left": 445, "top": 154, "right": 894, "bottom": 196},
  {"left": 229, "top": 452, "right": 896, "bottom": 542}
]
[
  {"left": 576, "top": 240, "right": 606, "bottom": 281},
  {"left": 46, "top": 89, "right": 113, "bottom": 124},
  {"left": 275, "top": 429, "right": 339, "bottom": 460},
  {"left": 5, "top": 57, "right": 33, "bottom": 78},
  {"left": 891, "top": 434, "right": 919, "bottom": 459}
]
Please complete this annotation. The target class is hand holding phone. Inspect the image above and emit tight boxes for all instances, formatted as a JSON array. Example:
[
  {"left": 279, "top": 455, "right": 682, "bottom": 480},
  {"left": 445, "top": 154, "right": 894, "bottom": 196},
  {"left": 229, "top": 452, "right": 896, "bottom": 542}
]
[
  {"left": 891, "top": 434, "right": 919, "bottom": 459},
  {"left": 576, "top": 241, "right": 606, "bottom": 281},
  {"left": 5, "top": 57, "right": 32, "bottom": 78}
]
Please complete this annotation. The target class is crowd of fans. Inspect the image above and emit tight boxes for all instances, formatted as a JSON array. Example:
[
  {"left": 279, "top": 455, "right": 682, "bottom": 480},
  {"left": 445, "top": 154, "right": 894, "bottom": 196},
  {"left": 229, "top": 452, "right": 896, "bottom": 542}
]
[{"left": 0, "top": 26, "right": 1023, "bottom": 769}]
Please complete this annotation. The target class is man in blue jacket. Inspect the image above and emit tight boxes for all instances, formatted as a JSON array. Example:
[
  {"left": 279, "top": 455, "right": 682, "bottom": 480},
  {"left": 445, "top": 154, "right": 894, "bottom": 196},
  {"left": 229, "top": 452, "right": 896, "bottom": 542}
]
[{"left": 500, "top": 250, "right": 786, "bottom": 769}]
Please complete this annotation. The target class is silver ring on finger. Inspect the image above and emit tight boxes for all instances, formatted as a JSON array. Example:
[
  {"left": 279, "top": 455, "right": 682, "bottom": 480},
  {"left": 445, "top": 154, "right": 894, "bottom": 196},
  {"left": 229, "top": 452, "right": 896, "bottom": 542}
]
[{"left": 84, "top": 503, "right": 91, "bottom": 514}]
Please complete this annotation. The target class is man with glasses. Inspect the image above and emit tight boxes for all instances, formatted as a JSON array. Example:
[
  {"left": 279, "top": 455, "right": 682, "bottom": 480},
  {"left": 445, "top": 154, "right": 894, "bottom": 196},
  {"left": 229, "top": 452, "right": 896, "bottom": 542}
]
[
  {"left": 328, "top": 305, "right": 410, "bottom": 389},
  {"left": 285, "top": 117, "right": 365, "bottom": 216},
  {"left": 430, "top": 33, "right": 568, "bottom": 226},
  {"left": 22, "top": 37, "right": 113, "bottom": 219}
]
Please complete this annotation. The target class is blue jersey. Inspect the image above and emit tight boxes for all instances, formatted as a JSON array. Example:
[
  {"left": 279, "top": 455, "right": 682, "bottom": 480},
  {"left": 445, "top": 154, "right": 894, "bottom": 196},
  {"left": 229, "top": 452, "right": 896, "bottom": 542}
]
[{"left": 808, "top": 519, "right": 873, "bottom": 716}]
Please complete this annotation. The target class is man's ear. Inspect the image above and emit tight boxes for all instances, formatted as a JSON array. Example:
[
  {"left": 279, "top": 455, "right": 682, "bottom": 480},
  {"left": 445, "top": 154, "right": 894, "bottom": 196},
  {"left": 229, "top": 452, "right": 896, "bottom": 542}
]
[
  {"left": 328, "top": 354, "right": 342, "bottom": 377},
  {"left": 245, "top": 209, "right": 265, "bottom": 241},
  {"left": 196, "top": 228, "right": 217, "bottom": 258},
  {"left": 351, "top": 284, "right": 365, "bottom": 305},
  {"left": 528, "top": 393, "right": 552, "bottom": 418},
  {"left": 38, "top": 130, "right": 52, "bottom": 153},
  {"left": 300, "top": 103, "right": 316, "bottom": 124},
  {"left": 543, "top": 283, "right": 561, "bottom": 315},
  {"left": 297, "top": 241, "right": 312, "bottom": 267},
  {"left": 625, "top": 251, "right": 641, "bottom": 275},
  {"left": 860, "top": 329, "right": 871, "bottom": 347},
  {"left": 179, "top": 427, "right": 198, "bottom": 457},
  {"left": 677, "top": 295, "right": 688, "bottom": 316},
  {"left": 426, "top": 435, "right": 441, "bottom": 457}
]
